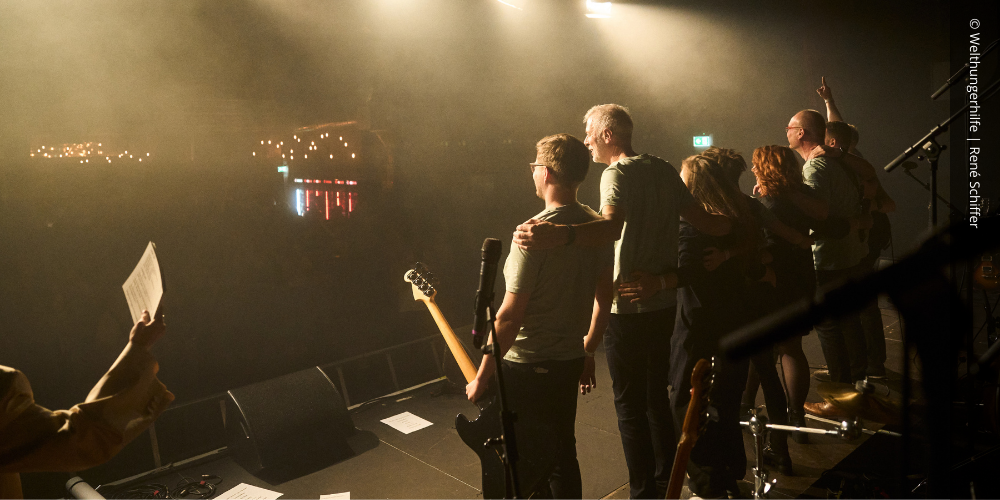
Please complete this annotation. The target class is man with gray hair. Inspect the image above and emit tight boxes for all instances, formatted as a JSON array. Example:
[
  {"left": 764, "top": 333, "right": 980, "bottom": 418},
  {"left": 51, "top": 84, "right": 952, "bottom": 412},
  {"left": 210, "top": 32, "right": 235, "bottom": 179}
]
[{"left": 514, "top": 104, "right": 730, "bottom": 498}]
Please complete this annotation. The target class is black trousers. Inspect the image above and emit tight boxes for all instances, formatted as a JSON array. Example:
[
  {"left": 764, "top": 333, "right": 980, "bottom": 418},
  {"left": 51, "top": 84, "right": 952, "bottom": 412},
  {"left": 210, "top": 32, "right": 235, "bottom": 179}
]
[
  {"left": 503, "top": 357, "right": 585, "bottom": 499},
  {"left": 604, "top": 308, "right": 677, "bottom": 499}
]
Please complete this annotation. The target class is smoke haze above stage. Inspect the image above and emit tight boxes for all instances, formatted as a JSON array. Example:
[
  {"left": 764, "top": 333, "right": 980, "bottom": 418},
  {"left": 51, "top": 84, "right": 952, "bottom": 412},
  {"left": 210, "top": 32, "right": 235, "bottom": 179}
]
[{"left": 0, "top": 0, "right": 951, "bottom": 408}]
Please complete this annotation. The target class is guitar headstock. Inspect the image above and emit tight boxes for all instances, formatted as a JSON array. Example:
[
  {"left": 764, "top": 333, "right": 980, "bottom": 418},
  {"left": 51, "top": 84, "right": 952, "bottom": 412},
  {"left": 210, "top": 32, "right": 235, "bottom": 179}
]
[{"left": 404, "top": 262, "right": 438, "bottom": 303}]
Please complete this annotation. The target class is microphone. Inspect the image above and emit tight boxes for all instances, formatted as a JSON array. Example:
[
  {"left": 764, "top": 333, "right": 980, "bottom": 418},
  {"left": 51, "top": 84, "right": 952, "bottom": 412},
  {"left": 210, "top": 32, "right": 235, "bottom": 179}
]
[{"left": 472, "top": 238, "right": 502, "bottom": 349}]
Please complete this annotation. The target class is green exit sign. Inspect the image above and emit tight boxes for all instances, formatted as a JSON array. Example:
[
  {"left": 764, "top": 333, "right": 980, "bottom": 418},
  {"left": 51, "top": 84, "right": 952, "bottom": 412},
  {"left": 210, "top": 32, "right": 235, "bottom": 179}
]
[
  {"left": 693, "top": 136, "right": 712, "bottom": 148},
  {"left": 277, "top": 165, "right": 288, "bottom": 173}
]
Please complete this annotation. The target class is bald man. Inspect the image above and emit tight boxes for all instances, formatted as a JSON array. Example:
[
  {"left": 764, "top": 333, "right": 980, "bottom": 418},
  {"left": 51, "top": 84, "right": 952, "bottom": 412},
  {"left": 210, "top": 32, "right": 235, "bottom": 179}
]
[{"left": 786, "top": 110, "right": 869, "bottom": 415}]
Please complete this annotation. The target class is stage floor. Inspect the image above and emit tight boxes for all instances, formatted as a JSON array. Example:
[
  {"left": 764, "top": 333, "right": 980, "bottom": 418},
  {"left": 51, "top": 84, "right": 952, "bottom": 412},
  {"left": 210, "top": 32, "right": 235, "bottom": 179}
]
[{"left": 104, "top": 302, "right": 906, "bottom": 499}]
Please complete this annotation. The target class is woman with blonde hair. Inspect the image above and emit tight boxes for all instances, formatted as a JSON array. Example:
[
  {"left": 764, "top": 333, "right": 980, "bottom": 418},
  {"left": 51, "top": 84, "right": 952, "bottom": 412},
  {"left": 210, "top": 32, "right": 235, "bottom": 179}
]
[{"left": 669, "top": 154, "right": 768, "bottom": 498}]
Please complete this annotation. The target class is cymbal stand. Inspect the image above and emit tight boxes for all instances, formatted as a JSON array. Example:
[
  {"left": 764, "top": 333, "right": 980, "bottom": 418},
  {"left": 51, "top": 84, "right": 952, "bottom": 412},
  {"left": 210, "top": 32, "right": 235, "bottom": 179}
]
[
  {"left": 742, "top": 410, "right": 874, "bottom": 499},
  {"left": 745, "top": 411, "right": 773, "bottom": 499}
]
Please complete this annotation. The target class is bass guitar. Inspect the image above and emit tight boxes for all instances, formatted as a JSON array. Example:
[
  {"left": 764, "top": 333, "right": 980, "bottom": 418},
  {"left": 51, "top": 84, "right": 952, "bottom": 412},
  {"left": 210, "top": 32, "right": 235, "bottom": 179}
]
[
  {"left": 405, "top": 263, "right": 549, "bottom": 498},
  {"left": 665, "top": 358, "right": 714, "bottom": 499}
]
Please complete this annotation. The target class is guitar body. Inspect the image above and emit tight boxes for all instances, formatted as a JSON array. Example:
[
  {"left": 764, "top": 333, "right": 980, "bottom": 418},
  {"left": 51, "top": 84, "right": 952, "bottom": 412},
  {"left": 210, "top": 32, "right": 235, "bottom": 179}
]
[
  {"left": 456, "top": 397, "right": 507, "bottom": 499},
  {"left": 456, "top": 394, "right": 555, "bottom": 499}
]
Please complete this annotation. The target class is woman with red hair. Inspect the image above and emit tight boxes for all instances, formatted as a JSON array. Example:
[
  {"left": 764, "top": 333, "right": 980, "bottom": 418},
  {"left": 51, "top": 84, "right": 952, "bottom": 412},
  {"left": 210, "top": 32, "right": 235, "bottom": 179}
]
[
  {"left": 750, "top": 145, "right": 865, "bottom": 443},
  {"left": 750, "top": 145, "right": 818, "bottom": 445}
]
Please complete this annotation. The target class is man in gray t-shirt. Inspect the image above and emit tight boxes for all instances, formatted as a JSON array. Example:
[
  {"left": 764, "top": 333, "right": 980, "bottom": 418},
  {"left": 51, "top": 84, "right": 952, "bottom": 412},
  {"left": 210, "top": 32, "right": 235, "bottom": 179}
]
[
  {"left": 503, "top": 200, "right": 612, "bottom": 364},
  {"left": 467, "top": 133, "right": 612, "bottom": 499},
  {"left": 600, "top": 154, "right": 694, "bottom": 314},
  {"left": 801, "top": 155, "right": 868, "bottom": 271}
]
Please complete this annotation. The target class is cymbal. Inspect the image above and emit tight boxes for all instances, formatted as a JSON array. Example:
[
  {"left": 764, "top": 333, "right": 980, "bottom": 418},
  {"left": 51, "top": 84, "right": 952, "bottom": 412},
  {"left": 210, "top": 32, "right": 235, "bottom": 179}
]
[{"left": 816, "top": 382, "right": 901, "bottom": 425}]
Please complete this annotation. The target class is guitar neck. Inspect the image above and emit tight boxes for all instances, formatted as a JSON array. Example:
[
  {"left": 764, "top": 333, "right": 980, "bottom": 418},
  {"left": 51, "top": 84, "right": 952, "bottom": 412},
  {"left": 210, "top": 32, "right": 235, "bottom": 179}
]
[
  {"left": 665, "top": 436, "right": 692, "bottom": 499},
  {"left": 421, "top": 299, "right": 479, "bottom": 383}
]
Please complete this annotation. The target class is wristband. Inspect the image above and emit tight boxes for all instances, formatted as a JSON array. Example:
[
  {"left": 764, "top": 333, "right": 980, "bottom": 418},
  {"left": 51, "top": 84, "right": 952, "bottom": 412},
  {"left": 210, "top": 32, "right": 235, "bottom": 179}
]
[
  {"left": 659, "top": 275, "right": 667, "bottom": 290},
  {"left": 565, "top": 225, "right": 576, "bottom": 246},
  {"left": 584, "top": 350, "right": 595, "bottom": 358}
]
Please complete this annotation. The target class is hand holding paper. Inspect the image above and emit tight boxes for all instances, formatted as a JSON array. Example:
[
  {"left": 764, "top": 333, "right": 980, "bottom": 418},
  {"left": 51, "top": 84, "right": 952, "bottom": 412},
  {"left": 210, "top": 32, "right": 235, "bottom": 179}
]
[
  {"left": 129, "top": 309, "right": 165, "bottom": 349},
  {"left": 123, "top": 242, "right": 163, "bottom": 325}
]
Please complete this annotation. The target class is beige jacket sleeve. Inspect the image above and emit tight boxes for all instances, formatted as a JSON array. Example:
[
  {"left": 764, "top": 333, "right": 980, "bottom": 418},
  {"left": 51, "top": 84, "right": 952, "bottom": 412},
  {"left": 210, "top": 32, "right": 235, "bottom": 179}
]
[{"left": 0, "top": 343, "right": 174, "bottom": 497}]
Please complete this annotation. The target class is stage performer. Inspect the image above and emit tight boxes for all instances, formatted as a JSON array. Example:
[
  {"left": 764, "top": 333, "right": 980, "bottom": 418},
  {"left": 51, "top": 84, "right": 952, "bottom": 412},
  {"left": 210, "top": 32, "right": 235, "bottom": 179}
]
[
  {"left": 0, "top": 309, "right": 173, "bottom": 499},
  {"left": 669, "top": 154, "right": 768, "bottom": 498},
  {"left": 698, "top": 146, "right": 794, "bottom": 474},
  {"left": 817, "top": 76, "right": 897, "bottom": 383},
  {"left": 786, "top": 109, "right": 870, "bottom": 388},
  {"left": 512, "top": 104, "right": 730, "bottom": 498},
  {"left": 466, "top": 133, "right": 613, "bottom": 499}
]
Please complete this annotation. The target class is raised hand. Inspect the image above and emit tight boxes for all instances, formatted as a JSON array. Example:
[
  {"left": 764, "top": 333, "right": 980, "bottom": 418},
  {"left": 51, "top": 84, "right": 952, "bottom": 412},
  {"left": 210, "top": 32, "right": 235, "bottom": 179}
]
[
  {"left": 129, "top": 308, "right": 165, "bottom": 349},
  {"left": 816, "top": 76, "right": 834, "bottom": 101}
]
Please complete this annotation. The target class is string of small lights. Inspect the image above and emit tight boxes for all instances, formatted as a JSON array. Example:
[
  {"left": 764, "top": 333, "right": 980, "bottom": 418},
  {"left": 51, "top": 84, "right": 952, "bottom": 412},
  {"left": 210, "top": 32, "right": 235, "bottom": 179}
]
[{"left": 30, "top": 143, "right": 152, "bottom": 164}]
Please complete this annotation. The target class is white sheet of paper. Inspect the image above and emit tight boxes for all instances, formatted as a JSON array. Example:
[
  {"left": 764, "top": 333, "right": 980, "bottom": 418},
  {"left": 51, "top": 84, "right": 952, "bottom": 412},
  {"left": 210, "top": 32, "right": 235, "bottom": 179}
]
[
  {"left": 122, "top": 241, "right": 163, "bottom": 325},
  {"left": 215, "top": 483, "right": 283, "bottom": 500},
  {"left": 319, "top": 493, "right": 350, "bottom": 499},
  {"left": 380, "top": 411, "right": 433, "bottom": 434}
]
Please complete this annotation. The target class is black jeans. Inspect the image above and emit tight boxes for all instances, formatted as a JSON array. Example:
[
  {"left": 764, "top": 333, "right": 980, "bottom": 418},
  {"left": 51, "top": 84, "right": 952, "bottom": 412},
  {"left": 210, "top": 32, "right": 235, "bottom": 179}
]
[
  {"left": 605, "top": 308, "right": 676, "bottom": 499},
  {"left": 502, "top": 357, "right": 584, "bottom": 499},
  {"left": 815, "top": 264, "right": 869, "bottom": 383}
]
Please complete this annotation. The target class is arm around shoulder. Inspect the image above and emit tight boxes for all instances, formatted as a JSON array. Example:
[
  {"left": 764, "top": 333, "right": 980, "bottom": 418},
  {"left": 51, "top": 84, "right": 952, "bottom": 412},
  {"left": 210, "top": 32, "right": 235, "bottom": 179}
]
[{"left": 679, "top": 202, "right": 731, "bottom": 236}]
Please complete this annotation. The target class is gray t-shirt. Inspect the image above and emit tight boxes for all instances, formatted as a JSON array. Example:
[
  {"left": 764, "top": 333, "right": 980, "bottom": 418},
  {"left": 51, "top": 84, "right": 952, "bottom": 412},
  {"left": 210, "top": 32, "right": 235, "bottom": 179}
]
[
  {"left": 503, "top": 202, "right": 613, "bottom": 363},
  {"left": 600, "top": 154, "right": 694, "bottom": 314},
  {"left": 801, "top": 156, "right": 868, "bottom": 270}
]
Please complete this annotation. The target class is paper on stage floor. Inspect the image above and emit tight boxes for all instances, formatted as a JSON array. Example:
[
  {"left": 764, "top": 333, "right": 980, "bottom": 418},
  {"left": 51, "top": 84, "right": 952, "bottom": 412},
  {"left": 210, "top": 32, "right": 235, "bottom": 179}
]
[
  {"left": 215, "top": 483, "right": 283, "bottom": 500},
  {"left": 122, "top": 241, "right": 163, "bottom": 325},
  {"left": 380, "top": 411, "right": 433, "bottom": 434},
  {"left": 319, "top": 493, "right": 350, "bottom": 499}
]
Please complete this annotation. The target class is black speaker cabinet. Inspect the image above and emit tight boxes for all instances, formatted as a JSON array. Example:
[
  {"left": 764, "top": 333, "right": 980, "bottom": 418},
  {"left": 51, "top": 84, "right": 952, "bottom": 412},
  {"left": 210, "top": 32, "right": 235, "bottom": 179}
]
[{"left": 225, "top": 367, "right": 356, "bottom": 479}]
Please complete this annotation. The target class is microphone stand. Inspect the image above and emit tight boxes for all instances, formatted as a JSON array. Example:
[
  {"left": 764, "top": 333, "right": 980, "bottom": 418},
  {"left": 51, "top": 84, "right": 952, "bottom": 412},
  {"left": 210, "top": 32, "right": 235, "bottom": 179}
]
[
  {"left": 899, "top": 161, "right": 964, "bottom": 216},
  {"left": 930, "top": 39, "right": 999, "bottom": 100},
  {"left": 883, "top": 77, "right": 1000, "bottom": 228},
  {"left": 482, "top": 303, "right": 522, "bottom": 499}
]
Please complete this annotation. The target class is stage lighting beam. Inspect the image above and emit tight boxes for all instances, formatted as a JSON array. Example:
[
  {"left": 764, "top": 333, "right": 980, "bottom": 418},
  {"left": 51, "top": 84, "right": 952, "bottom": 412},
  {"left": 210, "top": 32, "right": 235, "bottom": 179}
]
[{"left": 586, "top": 1, "right": 611, "bottom": 19}]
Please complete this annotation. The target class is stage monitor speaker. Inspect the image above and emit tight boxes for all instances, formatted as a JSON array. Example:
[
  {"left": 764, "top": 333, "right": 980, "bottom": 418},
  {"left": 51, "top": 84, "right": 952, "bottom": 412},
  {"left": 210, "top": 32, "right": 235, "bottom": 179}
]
[{"left": 225, "top": 366, "right": 356, "bottom": 479}]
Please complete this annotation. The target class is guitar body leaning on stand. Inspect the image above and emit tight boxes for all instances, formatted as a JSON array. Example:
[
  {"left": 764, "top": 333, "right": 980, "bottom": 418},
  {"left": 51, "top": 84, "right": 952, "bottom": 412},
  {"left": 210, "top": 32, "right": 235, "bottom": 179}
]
[
  {"left": 665, "top": 358, "right": 714, "bottom": 499},
  {"left": 405, "top": 264, "right": 549, "bottom": 499}
]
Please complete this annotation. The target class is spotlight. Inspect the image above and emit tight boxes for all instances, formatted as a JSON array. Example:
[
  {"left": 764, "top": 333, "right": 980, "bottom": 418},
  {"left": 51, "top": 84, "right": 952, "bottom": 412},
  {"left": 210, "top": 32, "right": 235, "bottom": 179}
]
[
  {"left": 585, "top": 0, "right": 611, "bottom": 18},
  {"left": 496, "top": 0, "right": 524, "bottom": 9}
]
